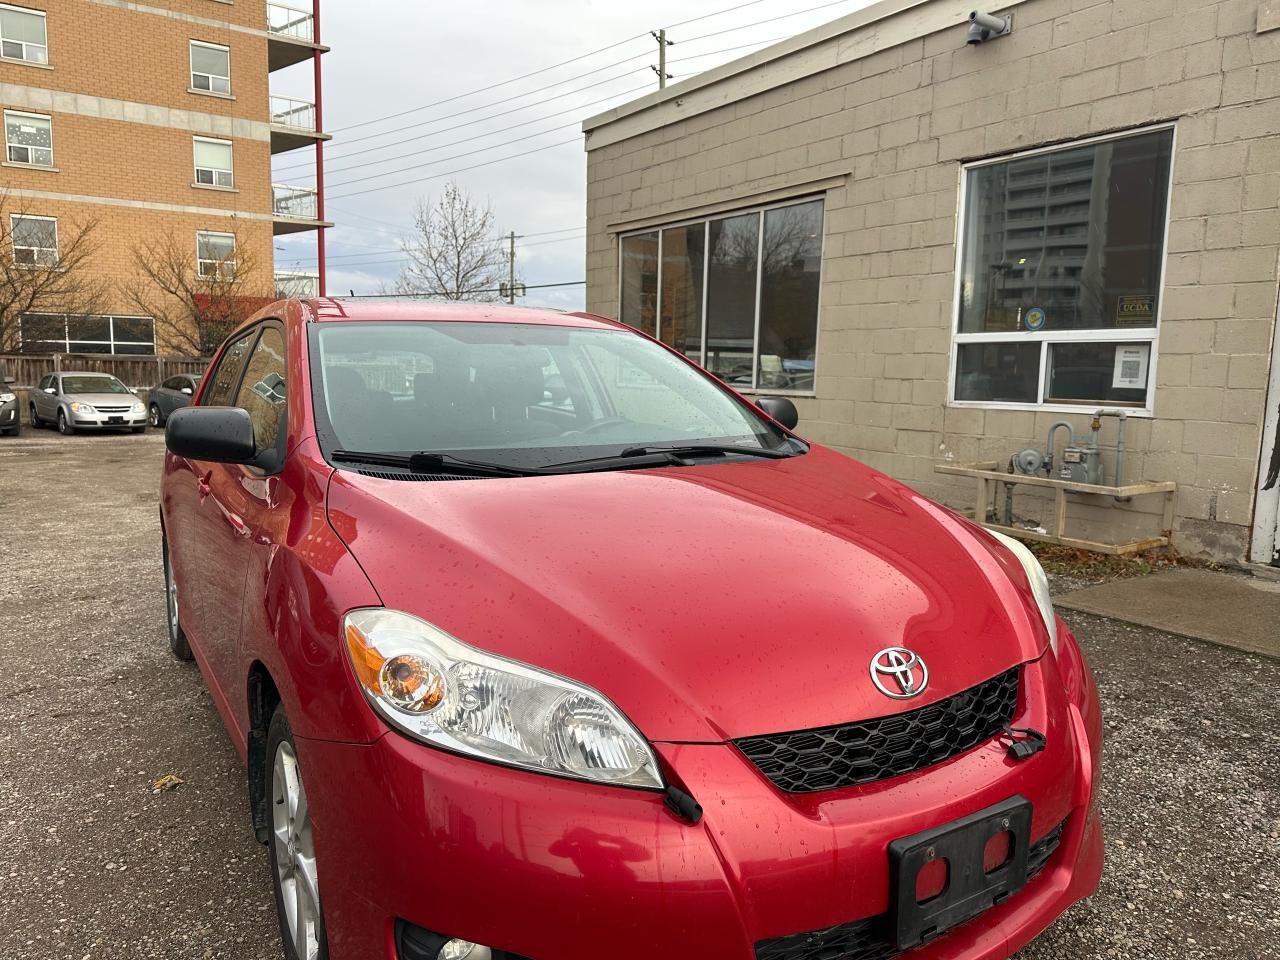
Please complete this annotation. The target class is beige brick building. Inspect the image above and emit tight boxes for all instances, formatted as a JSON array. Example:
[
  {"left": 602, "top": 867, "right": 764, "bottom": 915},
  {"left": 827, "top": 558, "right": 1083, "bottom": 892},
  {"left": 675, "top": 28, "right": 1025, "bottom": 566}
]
[
  {"left": 583, "top": 0, "right": 1280, "bottom": 568},
  {"left": 0, "top": 0, "right": 329, "bottom": 356}
]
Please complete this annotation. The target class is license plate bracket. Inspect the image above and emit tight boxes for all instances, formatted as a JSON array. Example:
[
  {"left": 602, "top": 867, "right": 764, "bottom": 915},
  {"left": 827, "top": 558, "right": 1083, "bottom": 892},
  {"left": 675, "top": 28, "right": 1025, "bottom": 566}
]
[
  {"left": 107, "top": 416, "right": 123, "bottom": 424},
  {"left": 888, "top": 795, "right": 1032, "bottom": 950}
]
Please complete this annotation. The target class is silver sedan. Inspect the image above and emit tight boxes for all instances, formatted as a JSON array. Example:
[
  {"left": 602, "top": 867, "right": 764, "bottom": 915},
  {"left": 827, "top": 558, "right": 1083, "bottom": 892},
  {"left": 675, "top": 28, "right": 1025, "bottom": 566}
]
[{"left": 29, "top": 371, "right": 148, "bottom": 435}]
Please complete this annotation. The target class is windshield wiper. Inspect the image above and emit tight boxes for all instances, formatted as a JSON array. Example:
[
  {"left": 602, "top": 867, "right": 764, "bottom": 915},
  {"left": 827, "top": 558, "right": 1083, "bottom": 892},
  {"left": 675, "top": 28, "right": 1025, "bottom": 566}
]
[
  {"left": 331, "top": 449, "right": 541, "bottom": 478},
  {"left": 543, "top": 443, "right": 802, "bottom": 474},
  {"left": 617, "top": 443, "right": 798, "bottom": 460}
]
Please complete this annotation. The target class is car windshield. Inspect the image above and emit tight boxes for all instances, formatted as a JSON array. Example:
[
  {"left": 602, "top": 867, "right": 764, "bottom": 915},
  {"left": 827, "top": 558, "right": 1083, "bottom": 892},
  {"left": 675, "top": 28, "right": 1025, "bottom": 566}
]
[
  {"left": 62, "top": 376, "right": 129, "bottom": 395},
  {"left": 311, "top": 321, "right": 797, "bottom": 470}
]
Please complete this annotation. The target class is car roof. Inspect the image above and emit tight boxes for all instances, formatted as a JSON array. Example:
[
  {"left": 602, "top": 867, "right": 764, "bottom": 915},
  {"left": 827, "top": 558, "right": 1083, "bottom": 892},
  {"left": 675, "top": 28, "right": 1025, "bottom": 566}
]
[
  {"left": 59, "top": 371, "right": 123, "bottom": 377},
  {"left": 300, "top": 298, "right": 624, "bottom": 331}
]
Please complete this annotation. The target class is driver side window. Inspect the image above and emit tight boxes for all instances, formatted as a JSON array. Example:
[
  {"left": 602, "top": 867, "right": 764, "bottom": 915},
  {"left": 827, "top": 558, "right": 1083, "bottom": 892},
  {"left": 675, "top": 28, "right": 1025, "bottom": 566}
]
[
  {"left": 234, "top": 326, "right": 287, "bottom": 452},
  {"left": 204, "top": 331, "right": 255, "bottom": 407}
]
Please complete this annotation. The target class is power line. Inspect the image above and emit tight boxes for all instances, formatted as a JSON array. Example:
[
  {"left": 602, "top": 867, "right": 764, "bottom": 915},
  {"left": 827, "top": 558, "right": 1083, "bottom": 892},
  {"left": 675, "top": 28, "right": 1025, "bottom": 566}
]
[
  {"left": 329, "top": 34, "right": 650, "bottom": 135},
  {"left": 285, "top": 232, "right": 587, "bottom": 269},
  {"left": 326, "top": 138, "right": 582, "bottom": 202},
  {"left": 668, "top": 0, "right": 776, "bottom": 29},
  {"left": 678, "top": 0, "right": 860, "bottom": 42}
]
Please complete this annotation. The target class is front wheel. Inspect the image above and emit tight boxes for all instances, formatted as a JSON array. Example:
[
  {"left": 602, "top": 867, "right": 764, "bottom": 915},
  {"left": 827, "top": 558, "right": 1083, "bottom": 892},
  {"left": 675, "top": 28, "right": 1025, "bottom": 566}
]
[
  {"left": 162, "top": 537, "right": 193, "bottom": 661},
  {"left": 149, "top": 404, "right": 162, "bottom": 427},
  {"left": 57, "top": 409, "right": 73, "bottom": 435},
  {"left": 267, "top": 707, "right": 328, "bottom": 960},
  {"left": 29, "top": 403, "right": 41, "bottom": 428}
]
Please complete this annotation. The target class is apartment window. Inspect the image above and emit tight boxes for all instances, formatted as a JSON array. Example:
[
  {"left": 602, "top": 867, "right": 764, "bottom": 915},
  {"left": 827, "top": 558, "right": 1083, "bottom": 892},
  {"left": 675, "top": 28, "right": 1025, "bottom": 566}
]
[
  {"left": 952, "top": 126, "right": 1174, "bottom": 411},
  {"left": 0, "top": 4, "right": 47, "bottom": 64},
  {"left": 19, "top": 314, "right": 155, "bottom": 355},
  {"left": 10, "top": 214, "right": 56, "bottom": 266},
  {"left": 193, "top": 137, "right": 234, "bottom": 188},
  {"left": 197, "top": 230, "right": 236, "bottom": 279},
  {"left": 4, "top": 110, "right": 52, "bottom": 166},
  {"left": 190, "top": 40, "right": 230, "bottom": 94},
  {"left": 618, "top": 196, "right": 823, "bottom": 393}
]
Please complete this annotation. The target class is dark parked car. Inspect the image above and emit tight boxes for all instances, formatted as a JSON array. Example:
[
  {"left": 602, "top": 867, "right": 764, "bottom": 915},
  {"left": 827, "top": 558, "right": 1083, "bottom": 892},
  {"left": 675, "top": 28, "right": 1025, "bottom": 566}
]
[
  {"left": 1, "top": 375, "right": 18, "bottom": 436},
  {"left": 148, "top": 373, "right": 201, "bottom": 427}
]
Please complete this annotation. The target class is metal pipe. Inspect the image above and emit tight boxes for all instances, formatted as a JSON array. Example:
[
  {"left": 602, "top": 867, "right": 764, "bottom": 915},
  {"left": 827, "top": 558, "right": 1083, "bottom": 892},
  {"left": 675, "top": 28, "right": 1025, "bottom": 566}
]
[
  {"left": 1093, "top": 409, "right": 1129, "bottom": 500},
  {"left": 1044, "top": 420, "right": 1076, "bottom": 475}
]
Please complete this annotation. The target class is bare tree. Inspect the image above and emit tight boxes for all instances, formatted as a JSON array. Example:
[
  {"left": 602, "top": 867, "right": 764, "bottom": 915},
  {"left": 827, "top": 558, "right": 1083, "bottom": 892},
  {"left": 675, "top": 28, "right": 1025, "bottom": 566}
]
[
  {"left": 389, "top": 182, "right": 509, "bottom": 300},
  {"left": 0, "top": 192, "right": 109, "bottom": 352},
  {"left": 122, "top": 229, "right": 266, "bottom": 357}
]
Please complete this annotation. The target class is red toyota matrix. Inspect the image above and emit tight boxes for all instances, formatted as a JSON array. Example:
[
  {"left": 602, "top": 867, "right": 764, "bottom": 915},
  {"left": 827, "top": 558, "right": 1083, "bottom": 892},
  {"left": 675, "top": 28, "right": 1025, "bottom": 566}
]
[{"left": 161, "top": 300, "right": 1102, "bottom": 960}]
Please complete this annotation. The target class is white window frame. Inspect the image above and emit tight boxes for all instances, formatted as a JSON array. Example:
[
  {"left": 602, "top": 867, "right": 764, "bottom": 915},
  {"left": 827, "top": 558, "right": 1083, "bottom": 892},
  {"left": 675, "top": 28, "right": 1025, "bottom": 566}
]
[
  {"left": 10, "top": 213, "right": 57, "bottom": 266},
  {"left": 615, "top": 194, "right": 826, "bottom": 396},
  {"left": 4, "top": 108, "right": 53, "bottom": 167},
  {"left": 193, "top": 136, "right": 234, "bottom": 189},
  {"left": 0, "top": 3, "right": 48, "bottom": 65},
  {"left": 189, "top": 39, "right": 231, "bottom": 95},
  {"left": 947, "top": 123, "right": 1176, "bottom": 418},
  {"left": 196, "top": 230, "right": 236, "bottom": 279}
]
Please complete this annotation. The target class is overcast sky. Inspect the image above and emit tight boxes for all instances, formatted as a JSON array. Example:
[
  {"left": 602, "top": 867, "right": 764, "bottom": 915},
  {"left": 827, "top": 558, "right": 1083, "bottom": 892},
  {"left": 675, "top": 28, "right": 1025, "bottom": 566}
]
[{"left": 270, "top": 0, "right": 879, "bottom": 309}]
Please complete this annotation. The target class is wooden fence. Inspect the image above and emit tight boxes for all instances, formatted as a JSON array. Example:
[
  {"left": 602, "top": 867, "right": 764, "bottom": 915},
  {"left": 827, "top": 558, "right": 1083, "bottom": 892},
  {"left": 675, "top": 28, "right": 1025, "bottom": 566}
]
[{"left": 0, "top": 353, "right": 209, "bottom": 388}]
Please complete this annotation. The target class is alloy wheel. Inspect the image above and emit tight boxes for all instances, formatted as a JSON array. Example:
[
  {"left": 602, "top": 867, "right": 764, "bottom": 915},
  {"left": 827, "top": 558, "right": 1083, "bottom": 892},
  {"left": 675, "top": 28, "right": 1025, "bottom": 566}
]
[
  {"left": 149, "top": 404, "right": 160, "bottom": 427},
  {"left": 165, "top": 548, "right": 179, "bottom": 640},
  {"left": 272, "top": 742, "right": 322, "bottom": 960},
  {"left": 57, "top": 410, "right": 70, "bottom": 435}
]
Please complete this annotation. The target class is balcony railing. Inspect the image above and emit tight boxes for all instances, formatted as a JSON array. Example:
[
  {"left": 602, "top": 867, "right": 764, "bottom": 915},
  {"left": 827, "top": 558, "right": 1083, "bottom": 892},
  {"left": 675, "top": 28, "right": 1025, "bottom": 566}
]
[
  {"left": 275, "top": 271, "right": 319, "bottom": 298},
  {"left": 270, "top": 95, "right": 317, "bottom": 132},
  {"left": 273, "top": 184, "right": 318, "bottom": 220},
  {"left": 267, "top": 2, "right": 314, "bottom": 42}
]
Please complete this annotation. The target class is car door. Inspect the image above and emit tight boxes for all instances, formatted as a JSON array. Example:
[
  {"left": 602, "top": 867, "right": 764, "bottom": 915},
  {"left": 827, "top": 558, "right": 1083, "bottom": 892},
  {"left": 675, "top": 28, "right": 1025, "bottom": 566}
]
[
  {"left": 35, "top": 375, "right": 55, "bottom": 419},
  {"left": 167, "top": 329, "right": 257, "bottom": 698},
  {"left": 174, "top": 376, "right": 197, "bottom": 414},
  {"left": 157, "top": 377, "right": 179, "bottom": 418}
]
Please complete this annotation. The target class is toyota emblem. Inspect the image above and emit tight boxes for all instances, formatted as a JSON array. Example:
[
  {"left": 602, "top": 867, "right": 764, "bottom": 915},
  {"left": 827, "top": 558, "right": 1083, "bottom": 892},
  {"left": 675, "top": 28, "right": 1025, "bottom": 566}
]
[{"left": 869, "top": 647, "right": 928, "bottom": 699}]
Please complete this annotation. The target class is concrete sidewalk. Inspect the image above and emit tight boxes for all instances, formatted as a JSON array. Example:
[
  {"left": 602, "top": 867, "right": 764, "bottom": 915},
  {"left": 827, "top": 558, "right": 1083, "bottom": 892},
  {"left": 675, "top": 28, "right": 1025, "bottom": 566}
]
[{"left": 1056, "top": 567, "right": 1280, "bottom": 659}]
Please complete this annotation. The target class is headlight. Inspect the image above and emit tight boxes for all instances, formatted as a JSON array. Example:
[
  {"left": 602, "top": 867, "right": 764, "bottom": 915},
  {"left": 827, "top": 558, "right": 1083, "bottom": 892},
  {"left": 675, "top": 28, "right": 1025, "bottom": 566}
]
[
  {"left": 988, "top": 530, "right": 1057, "bottom": 651},
  {"left": 0, "top": 392, "right": 14, "bottom": 403},
  {"left": 131, "top": 400, "right": 145, "bottom": 413},
  {"left": 70, "top": 401, "right": 96, "bottom": 414},
  {"left": 343, "top": 608, "right": 664, "bottom": 789}
]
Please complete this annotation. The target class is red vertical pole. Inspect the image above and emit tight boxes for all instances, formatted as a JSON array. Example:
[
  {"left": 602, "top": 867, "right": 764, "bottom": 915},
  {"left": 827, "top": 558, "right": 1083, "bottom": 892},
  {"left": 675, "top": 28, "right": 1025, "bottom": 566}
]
[{"left": 312, "top": 0, "right": 326, "bottom": 296}]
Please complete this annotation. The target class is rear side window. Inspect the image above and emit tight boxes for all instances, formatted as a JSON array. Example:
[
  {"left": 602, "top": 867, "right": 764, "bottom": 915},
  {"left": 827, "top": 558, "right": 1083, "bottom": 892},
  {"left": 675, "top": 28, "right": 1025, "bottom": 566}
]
[
  {"left": 234, "top": 326, "right": 287, "bottom": 452},
  {"left": 204, "top": 331, "right": 255, "bottom": 406}
]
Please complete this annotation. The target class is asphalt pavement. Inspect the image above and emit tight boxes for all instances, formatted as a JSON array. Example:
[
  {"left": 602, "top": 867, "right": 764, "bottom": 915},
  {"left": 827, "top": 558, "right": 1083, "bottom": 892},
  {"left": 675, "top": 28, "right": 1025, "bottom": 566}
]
[{"left": 0, "top": 430, "right": 1276, "bottom": 960}]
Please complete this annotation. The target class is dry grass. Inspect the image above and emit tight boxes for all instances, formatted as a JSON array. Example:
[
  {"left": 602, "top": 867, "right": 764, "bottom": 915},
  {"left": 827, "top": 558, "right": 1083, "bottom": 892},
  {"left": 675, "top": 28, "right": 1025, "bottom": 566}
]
[{"left": 1026, "top": 541, "right": 1221, "bottom": 582}]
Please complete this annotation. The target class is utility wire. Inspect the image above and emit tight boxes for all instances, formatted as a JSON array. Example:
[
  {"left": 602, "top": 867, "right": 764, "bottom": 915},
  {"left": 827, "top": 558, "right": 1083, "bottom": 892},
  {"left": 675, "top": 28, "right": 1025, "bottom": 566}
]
[{"left": 287, "top": 233, "right": 587, "bottom": 269}]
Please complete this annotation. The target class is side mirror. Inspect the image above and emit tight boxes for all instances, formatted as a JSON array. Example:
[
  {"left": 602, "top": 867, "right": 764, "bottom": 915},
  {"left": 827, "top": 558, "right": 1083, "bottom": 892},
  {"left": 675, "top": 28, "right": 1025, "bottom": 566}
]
[
  {"left": 166, "top": 406, "right": 256, "bottom": 463},
  {"left": 129, "top": 387, "right": 139, "bottom": 395},
  {"left": 181, "top": 386, "right": 193, "bottom": 395},
  {"left": 756, "top": 396, "right": 799, "bottom": 430},
  {"left": 43, "top": 387, "right": 56, "bottom": 395}
]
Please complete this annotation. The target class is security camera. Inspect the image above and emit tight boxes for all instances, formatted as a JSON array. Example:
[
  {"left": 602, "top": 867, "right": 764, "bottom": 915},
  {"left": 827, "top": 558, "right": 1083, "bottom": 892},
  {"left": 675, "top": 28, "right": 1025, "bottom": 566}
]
[{"left": 967, "top": 10, "right": 1011, "bottom": 44}]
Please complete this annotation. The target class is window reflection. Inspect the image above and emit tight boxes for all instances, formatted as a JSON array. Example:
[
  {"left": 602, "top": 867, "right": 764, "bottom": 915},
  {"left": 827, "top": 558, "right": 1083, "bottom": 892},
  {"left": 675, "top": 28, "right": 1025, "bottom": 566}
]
[
  {"left": 758, "top": 201, "right": 822, "bottom": 391},
  {"left": 620, "top": 232, "right": 657, "bottom": 338},
  {"left": 659, "top": 223, "right": 704, "bottom": 362},
  {"left": 705, "top": 212, "right": 759, "bottom": 387}
]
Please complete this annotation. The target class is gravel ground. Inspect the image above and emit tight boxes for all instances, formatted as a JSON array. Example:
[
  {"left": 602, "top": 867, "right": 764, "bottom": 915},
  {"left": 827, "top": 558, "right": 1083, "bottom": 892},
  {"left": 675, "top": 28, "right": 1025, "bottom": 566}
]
[{"left": 0, "top": 430, "right": 1276, "bottom": 960}]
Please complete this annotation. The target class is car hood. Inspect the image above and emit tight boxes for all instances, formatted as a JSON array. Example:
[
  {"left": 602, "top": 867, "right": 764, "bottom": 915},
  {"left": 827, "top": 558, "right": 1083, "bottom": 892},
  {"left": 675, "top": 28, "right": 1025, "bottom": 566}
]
[
  {"left": 67, "top": 393, "right": 139, "bottom": 406},
  {"left": 325, "top": 446, "right": 1049, "bottom": 743}
]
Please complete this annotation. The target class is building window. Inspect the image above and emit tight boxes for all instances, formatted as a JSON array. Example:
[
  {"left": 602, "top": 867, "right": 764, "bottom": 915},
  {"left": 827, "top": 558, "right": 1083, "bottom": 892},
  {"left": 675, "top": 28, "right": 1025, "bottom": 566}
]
[
  {"left": 193, "top": 137, "right": 234, "bottom": 188},
  {"left": 618, "top": 196, "right": 823, "bottom": 393},
  {"left": 190, "top": 40, "right": 230, "bottom": 94},
  {"left": 952, "top": 126, "right": 1174, "bottom": 411},
  {"left": 10, "top": 213, "right": 57, "bottom": 266},
  {"left": 19, "top": 314, "right": 155, "bottom": 355},
  {"left": 4, "top": 110, "right": 52, "bottom": 166},
  {"left": 0, "top": 4, "right": 47, "bottom": 64},
  {"left": 196, "top": 230, "right": 236, "bottom": 279}
]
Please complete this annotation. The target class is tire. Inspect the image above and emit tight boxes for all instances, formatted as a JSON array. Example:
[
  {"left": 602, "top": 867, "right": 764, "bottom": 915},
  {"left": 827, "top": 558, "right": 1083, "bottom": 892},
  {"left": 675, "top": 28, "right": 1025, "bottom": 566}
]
[
  {"left": 266, "top": 706, "right": 328, "bottom": 960},
  {"left": 162, "top": 537, "right": 193, "bottom": 661},
  {"left": 57, "top": 409, "right": 73, "bottom": 435},
  {"left": 29, "top": 403, "right": 41, "bottom": 428},
  {"left": 149, "top": 404, "right": 162, "bottom": 428}
]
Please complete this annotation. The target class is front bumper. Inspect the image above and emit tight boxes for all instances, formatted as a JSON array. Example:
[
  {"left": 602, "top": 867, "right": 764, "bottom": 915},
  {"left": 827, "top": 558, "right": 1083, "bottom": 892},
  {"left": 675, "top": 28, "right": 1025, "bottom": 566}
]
[
  {"left": 70, "top": 411, "right": 146, "bottom": 429},
  {"left": 0, "top": 399, "right": 18, "bottom": 429},
  {"left": 299, "top": 636, "right": 1102, "bottom": 960}
]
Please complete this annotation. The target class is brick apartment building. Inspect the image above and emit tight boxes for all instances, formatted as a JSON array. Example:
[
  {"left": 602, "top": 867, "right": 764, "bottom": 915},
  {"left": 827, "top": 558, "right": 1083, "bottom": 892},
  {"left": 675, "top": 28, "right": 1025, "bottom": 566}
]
[
  {"left": 0, "top": 0, "right": 329, "bottom": 356},
  {"left": 583, "top": 0, "right": 1280, "bottom": 567}
]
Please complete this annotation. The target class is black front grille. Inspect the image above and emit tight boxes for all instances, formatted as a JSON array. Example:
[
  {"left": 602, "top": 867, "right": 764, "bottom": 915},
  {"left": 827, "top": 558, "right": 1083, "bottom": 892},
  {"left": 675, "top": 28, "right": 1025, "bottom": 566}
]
[
  {"left": 755, "top": 819, "right": 1066, "bottom": 960},
  {"left": 735, "top": 667, "right": 1020, "bottom": 793}
]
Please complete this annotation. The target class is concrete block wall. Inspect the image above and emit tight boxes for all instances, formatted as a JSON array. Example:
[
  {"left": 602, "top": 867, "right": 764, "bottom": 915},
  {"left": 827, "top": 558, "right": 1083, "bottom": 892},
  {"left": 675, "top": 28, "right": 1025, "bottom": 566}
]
[{"left": 585, "top": 0, "right": 1280, "bottom": 561}]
